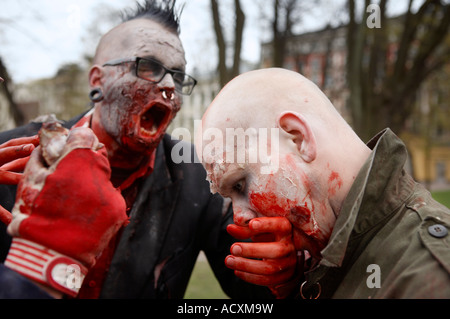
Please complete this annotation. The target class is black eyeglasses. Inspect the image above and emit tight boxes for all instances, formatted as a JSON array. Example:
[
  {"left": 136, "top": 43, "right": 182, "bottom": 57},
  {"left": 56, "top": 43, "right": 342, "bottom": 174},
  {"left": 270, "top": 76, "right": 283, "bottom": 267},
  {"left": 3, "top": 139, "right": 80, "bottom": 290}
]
[{"left": 103, "top": 57, "right": 197, "bottom": 95}]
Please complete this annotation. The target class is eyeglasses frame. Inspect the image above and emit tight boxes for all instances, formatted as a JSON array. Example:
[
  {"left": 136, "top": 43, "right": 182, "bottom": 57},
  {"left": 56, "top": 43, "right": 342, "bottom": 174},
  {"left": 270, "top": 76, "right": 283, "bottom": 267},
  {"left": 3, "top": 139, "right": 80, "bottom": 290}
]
[{"left": 102, "top": 56, "right": 197, "bottom": 95}]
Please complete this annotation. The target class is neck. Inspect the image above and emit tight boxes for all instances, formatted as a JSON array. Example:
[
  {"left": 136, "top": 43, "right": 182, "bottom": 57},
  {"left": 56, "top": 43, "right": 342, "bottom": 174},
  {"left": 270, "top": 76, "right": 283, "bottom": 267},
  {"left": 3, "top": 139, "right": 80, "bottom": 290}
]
[
  {"left": 108, "top": 146, "right": 150, "bottom": 170},
  {"left": 327, "top": 138, "right": 372, "bottom": 217}
]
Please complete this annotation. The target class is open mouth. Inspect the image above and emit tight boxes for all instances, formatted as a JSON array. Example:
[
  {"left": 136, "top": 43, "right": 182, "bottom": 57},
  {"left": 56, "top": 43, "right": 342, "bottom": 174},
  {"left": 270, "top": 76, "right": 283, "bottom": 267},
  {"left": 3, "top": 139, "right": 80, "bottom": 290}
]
[{"left": 139, "top": 103, "right": 171, "bottom": 137}]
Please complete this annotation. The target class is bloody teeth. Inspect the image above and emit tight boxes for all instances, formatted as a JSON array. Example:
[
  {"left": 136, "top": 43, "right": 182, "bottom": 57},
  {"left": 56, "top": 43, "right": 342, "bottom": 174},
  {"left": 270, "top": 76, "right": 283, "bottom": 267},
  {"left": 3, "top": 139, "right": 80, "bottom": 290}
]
[{"left": 139, "top": 124, "right": 159, "bottom": 136}]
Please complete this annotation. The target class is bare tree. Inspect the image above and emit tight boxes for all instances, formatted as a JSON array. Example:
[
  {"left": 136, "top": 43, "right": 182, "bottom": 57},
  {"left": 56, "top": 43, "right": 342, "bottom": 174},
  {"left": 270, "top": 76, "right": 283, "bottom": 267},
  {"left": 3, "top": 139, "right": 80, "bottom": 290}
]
[
  {"left": 272, "top": 0, "right": 303, "bottom": 67},
  {"left": 346, "top": 0, "right": 450, "bottom": 140},
  {"left": 0, "top": 58, "right": 24, "bottom": 126},
  {"left": 210, "top": 0, "right": 246, "bottom": 88},
  {"left": 258, "top": 0, "right": 320, "bottom": 67}
]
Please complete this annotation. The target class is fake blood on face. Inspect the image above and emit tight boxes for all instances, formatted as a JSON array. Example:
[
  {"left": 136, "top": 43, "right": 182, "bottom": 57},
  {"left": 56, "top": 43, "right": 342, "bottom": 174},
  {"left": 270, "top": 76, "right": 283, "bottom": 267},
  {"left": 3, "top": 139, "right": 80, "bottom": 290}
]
[
  {"left": 249, "top": 191, "right": 311, "bottom": 225},
  {"left": 101, "top": 80, "right": 179, "bottom": 158},
  {"left": 249, "top": 192, "right": 291, "bottom": 217}
]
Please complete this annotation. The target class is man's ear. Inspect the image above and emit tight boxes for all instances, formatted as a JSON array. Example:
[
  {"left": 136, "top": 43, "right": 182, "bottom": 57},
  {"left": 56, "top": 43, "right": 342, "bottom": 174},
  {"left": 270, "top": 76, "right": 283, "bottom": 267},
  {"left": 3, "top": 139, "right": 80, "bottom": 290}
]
[
  {"left": 277, "top": 111, "right": 317, "bottom": 163},
  {"left": 88, "top": 65, "right": 103, "bottom": 88}
]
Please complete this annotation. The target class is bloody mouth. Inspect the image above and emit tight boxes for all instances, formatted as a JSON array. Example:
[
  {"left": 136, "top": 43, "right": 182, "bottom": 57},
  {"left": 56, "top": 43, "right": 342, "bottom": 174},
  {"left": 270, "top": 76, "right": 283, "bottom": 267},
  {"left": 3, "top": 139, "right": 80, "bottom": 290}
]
[{"left": 139, "top": 103, "right": 171, "bottom": 138}]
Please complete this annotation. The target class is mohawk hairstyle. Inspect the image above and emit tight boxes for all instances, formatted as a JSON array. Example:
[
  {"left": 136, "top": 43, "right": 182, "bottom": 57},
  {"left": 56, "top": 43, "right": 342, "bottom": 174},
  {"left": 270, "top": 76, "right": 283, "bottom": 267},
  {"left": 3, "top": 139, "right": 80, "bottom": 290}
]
[{"left": 121, "top": 0, "right": 183, "bottom": 35}]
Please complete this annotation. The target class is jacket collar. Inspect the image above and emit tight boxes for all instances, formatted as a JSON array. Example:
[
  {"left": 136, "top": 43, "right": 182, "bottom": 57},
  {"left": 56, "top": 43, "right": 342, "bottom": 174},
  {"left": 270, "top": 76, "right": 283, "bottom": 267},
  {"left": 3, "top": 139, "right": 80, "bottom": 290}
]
[{"left": 319, "top": 128, "right": 415, "bottom": 268}]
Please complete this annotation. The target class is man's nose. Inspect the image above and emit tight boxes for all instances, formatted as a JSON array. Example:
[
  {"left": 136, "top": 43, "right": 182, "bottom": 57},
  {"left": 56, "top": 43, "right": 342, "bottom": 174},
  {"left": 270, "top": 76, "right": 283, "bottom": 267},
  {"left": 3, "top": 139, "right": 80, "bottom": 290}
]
[
  {"left": 158, "top": 73, "right": 176, "bottom": 90},
  {"left": 232, "top": 204, "right": 258, "bottom": 226}
]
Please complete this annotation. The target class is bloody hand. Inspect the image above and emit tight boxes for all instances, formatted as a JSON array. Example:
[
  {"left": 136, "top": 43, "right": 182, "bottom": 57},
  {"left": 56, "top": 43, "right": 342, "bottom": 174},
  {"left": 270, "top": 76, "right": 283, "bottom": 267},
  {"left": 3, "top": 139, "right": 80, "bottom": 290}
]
[
  {"left": 4, "top": 124, "right": 128, "bottom": 297},
  {"left": 0, "top": 135, "right": 39, "bottom": 225},
  {"left": 226, "top": 217, "right": 303, "bottom": 298}
]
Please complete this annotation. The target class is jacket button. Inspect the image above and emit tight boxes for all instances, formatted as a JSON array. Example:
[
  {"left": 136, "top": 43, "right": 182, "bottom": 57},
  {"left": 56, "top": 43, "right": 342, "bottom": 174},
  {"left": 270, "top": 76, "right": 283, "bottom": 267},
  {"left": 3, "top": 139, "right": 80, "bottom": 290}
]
[{"left": 428, "top": 224, "right": 448, "bottom": 238}]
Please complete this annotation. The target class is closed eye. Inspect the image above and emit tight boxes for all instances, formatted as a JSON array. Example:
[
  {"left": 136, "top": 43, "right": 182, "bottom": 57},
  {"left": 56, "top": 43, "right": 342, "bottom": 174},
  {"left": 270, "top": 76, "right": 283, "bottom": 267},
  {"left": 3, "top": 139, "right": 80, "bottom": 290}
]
[{"left": 232, "top": 180, "right": 246, "bottom": 195}]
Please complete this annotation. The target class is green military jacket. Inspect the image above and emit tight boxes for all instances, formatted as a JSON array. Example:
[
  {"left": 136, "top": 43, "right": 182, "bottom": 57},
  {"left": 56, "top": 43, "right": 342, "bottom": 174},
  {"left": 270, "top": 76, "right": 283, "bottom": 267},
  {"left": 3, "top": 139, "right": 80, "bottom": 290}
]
[{"left": 302, "top": 129, "right": 450, "bottom": 299}]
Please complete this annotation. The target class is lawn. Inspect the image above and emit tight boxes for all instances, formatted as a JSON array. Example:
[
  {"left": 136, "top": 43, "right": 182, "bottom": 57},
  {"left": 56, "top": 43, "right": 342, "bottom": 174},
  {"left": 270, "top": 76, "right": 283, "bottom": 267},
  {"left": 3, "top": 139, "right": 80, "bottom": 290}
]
[
  {"left": 184, "top": 253, "right": 229, "bottom": 299},
  {"left": 432, "top": 190, "right": 450, "bottom": 208}
]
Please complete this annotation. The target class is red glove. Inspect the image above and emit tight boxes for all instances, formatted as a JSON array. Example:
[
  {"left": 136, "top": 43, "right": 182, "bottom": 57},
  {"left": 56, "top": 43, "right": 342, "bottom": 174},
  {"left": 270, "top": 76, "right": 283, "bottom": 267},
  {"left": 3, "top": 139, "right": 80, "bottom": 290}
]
[
  {"left": 4, "top": 123, "right": 129, "bottom": 297},
  {"left": 226, "top": 217, "right": 303, "bottom": 298}
]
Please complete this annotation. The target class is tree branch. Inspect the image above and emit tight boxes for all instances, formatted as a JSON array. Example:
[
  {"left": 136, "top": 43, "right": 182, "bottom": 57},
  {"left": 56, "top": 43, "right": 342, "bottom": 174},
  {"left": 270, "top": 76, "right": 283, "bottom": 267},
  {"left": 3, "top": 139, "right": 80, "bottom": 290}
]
[
  {"left": 232, "top": 0, "right": 245, "bottom": 77},
  {"left": 393, "top": 0, "right": 434, "bottom": 81}
]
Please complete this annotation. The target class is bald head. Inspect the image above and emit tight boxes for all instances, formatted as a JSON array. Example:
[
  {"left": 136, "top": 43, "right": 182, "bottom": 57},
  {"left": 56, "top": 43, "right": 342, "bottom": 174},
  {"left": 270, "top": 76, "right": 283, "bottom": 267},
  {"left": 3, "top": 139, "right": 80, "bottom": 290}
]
[
  {"left": 202, "top": 68, "right": 344, "bottom": 132},
  {"left": 197, "top": 68, "right": 357, "bottom": 169}
]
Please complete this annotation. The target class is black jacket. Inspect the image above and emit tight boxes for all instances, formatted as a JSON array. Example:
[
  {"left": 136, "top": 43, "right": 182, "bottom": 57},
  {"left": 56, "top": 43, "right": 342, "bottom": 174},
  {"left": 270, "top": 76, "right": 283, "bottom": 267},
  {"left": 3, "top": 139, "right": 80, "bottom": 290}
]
[{"left": 0, "top": 114, "right": 271, "bottom": 299}]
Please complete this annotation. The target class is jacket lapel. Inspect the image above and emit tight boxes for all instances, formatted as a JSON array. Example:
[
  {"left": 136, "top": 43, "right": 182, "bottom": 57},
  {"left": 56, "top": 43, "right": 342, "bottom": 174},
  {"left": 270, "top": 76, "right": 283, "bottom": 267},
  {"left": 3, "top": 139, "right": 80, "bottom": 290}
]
[{"left": 100, "top": 137, "right": 181, "bottom": 298}]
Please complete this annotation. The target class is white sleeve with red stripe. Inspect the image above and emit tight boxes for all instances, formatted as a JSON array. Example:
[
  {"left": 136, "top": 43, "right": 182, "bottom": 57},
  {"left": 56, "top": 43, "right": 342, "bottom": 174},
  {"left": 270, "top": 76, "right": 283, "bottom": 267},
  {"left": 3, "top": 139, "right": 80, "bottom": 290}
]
[{"left": 5, "top": 238, "right": 88, "bottom": 297}]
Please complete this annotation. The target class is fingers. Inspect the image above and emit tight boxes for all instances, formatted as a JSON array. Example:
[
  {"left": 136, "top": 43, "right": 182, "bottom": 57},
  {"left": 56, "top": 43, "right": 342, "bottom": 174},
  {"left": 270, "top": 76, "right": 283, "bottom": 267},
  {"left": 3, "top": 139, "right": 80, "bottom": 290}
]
[
  {"left": 226, "top": 252, "right": 297, "bottom": 274},
  {"left": 1, "top": 156, "right": 30, "bottom": 172},
  {"left": 227, "top": 217, "right": 292, "bottom": 241},
  {"left": 227, "top": 224, "right": 253, "bottom": 240},
  {"left": 0, "top": 135, "right": 39, "bottom": 149},
  {"left": 230, "top": 241, "right": 294, "bottom": 259},
  {"left": 249, "top": 217, "right": 292, "bottom": 240},
  {"left": 227, "top": 255, "right": 297, "bottom": 286},
  {"left": 227, "top": 224, "right": 275, "bottom": 242},
  {"left": 226, "top": 216, "right": 298, "bottom": 288},
  {"left": 0, "top": 144, "right": 35, "bottom": 166},
  {"left": 0, "top": 136, "right": 38, "bottom": 175},
  {"left": 0, "top": 205, "right": 12, "bottom": 226},
  {"left": 0, "top": 170, "right": 22, "bottom": 185}
]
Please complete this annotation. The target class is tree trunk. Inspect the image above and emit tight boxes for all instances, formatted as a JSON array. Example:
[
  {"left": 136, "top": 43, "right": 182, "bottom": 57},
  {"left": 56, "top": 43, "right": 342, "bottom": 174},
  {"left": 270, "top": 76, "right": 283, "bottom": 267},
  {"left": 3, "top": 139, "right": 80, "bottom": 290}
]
[
  {"left": 272, "top": 0, "right": 285, "bottom": 67},
  {"left": 210, "top": 0, "right": 228, "bottom": 88},
  {"left": 211, "top": 0, "right": 246, "bottom": 88},
  {"left": 0, "top": 58, "right": 24, "bottom": 126},
  {"left": 232, "top": 0, "right": 245, "bottom": 78}
]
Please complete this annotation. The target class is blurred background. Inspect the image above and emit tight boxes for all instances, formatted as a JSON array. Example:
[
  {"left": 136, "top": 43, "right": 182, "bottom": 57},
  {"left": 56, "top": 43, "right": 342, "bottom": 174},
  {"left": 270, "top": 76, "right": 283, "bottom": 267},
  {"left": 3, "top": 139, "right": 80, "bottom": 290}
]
[{"left": 1, "top": 0, "right": 449, "bottom": 298}]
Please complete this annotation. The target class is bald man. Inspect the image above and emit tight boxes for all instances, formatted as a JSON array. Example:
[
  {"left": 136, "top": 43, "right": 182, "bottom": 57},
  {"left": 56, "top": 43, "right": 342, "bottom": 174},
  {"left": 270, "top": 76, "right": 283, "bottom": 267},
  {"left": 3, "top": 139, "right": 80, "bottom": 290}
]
[
  {"left": 0, "top": 1, "right": 271, "bottom": 299},
  {"left": 196, "top": 68, "right": 450, "bottom": 299}
]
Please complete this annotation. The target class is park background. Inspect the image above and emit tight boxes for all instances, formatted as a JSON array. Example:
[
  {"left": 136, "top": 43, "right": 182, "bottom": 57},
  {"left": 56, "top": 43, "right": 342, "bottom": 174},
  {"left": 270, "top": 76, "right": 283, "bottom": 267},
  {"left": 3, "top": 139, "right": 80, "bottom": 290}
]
[{"left": 1, "top": 0, "right": 449, "bottom": 298}]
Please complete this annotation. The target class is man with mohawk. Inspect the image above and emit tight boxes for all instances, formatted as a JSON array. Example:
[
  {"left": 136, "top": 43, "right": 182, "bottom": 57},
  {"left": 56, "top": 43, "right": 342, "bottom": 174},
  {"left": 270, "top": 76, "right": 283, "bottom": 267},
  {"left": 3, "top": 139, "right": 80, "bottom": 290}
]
[{"left": 0, "top": 1, "right": 276, "bottom": 299}]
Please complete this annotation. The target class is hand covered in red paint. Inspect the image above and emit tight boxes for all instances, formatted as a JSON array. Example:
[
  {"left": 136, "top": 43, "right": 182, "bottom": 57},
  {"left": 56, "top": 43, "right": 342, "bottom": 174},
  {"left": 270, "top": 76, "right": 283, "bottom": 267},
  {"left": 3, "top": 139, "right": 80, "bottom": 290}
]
[
  {"left": 0, "top": 135, "right": 40, "bottom": 225},
  {"left": 226, "top": 217, "right": 303, "bottom": 299},
  {"left": 4, "top": 125, "right": 129, "bottom": 297}
]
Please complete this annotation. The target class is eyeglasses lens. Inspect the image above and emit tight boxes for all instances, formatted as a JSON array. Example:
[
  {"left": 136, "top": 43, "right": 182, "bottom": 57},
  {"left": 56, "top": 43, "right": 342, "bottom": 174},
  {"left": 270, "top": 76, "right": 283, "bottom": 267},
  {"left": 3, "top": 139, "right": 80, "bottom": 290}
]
[
  {"left": 136, "top": 58, "right": 196, "bottom": 95},
  {"left": 137, "top": 59, "right": 164, "bottom": 82}
]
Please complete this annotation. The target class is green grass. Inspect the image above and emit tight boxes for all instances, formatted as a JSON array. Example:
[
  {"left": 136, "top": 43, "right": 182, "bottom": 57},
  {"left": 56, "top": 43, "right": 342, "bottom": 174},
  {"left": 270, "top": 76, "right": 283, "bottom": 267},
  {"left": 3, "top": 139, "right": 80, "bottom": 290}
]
[
  {"left": 184, "top": 254, "right": 229, "bottom": 299},
  {"left": 432, "top": 190, "right": 450, "bottom": 208}
]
